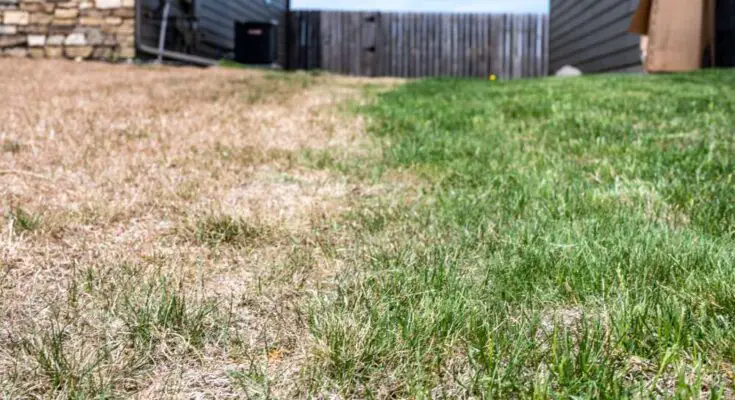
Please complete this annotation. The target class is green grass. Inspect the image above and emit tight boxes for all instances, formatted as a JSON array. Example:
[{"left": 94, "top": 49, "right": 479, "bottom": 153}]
[
  {"left": 305, "top": 71, "right": 735, "bottom": 398},
  {"left": 8, "top": 207, "right": 41, "bottom": 234},
  {"left": 192, "top": 214, "right": 269, "bottom": 248}
]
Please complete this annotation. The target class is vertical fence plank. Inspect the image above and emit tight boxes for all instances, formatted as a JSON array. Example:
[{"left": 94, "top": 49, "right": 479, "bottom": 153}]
[
  {"left": 452, "top": 13, "right": 459, "bottom": 77},
  {"left": 461, "top": 14, "right": 468, "bottom": 77},
  {"left": 326, "top": 12, "right": 336, "bottom": 72},
  {"left": 460, "top": 13, "right": 466, "bottom": 77},
  {"left": 439, "top": 13, "right": 448, "bottom": 76},
  {"left": 320, "top": 12, "right": 329, "bottom": 71},
  {"left": 363, "top": 12, "right": 376, "bottom": 76},
  {"left": 467, "top": 14, "right": 474, "bottom": 77},
  {"left": 476, "top": 14, "right": 483, "bottom": 77},
  {"left": 422, "top": 13, "right": 430, "bottom": 77},
  {"left": 394, "top": 13, "right": 401, "bottom": 77},
  {"left": 468, "top": 14, "right": 475, "bottom": 77},
  {"left": 527, "top": 14, "right": 534, "bottom": 77},
  {"left": 425, "top": 13, "right": 432, "bottom": 77},
  {"left": 523, "top": 14, "right": 529, "bottom": 77},
  {"left": 312, "top": 11, "right": 320, "bottom": 69},
  {"left": 477, "top": 15, "right": 484, "bottom": 77},
  {"left": 434, "top": 13, "right": 442, "bottom": 76},
  {"left": 502, "top": 15, "right": 510, "bottom": 79},
  {"left": 343, "top": 12, "right": 351, "bottom": 75},
  {"left": 376, "top": 12, "right": 385, "bottom": 77},
  {"left": 505, "top": 14, "right": 512, "bottom": 79},
  {"left": 543, "top": 14, "right": 549, "bottom": 76},
  {"left": 480, "top": 15, "right": 489, "bottom": 77},
  {"left": 535, "top": 13, "right": 540, "bottom": 77},
  {"left": 408, "top": 13, "right": 415, "bottom": 77},
  {"left": 353, "top": 12, "right": 362, "bottom": 76},
  {"left": 511, "top": 15, "right": 523, "bottom": 79},
  {"left": 411, "top": 14, "right": 422, "bottom": 77},
  {"left": 536, "top": 13, "right": 541, "bottom": 77},
  {"left": 408, "top": 14, "right": 413, "bottom": 78},
  {"left": 474, "top": 14, "right": 482, "bottom": 77},
  {"left": 537, "top": 16, "right": 546, "bottom": 76},
  {"left": 416, "top": 13, "right": 423, "bottom": 77},
  {"left": 489, "top": 14, "right": 501, "bottom": 79},
  {"left": 521, "top": 14, "right": 528, "bottom": 78}
]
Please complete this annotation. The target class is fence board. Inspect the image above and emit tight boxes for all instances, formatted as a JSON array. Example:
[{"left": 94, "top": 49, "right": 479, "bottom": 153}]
[
  {"left": 289, "top": 10, "right": 547, "bottom": 79},
  {"left": 504, "top": 15, "right": 512, "bottom": 79}
]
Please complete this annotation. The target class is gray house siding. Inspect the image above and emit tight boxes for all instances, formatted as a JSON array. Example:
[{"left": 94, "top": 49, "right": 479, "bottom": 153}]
[
  {"left": 549, "top": 0, "right": 642, "bottom": 74},
  {"left": 140, "top": 0, "right": 287, "bottom": 61}
]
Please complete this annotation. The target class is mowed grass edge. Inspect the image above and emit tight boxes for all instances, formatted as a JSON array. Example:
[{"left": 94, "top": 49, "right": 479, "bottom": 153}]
[{"left": 303, "top": 71, "right": 735, "bottom": 398}]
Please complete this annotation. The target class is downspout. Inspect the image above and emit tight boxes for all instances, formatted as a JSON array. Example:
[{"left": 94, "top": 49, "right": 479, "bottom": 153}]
[
  {"left": 135, "top": 0, "right": 217, "bottom": 66},
  {"left": 155, "top": 0, "right": 171, "bottom": 64}
]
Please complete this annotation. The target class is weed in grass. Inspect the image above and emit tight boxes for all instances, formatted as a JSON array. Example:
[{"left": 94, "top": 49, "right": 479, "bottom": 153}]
[
  {"left": 193, "top": 214, "right": 268, "bottom": 247},
  {"left": 20, "top": 323, "right": 119, "bottom": 398},
  {"left": 121, "top": 277, "right": 220, "bottom": 349},
  {"left": 7, "top": 207, "right": 40, "bottom": 234},
  {"left": 1, "top": 139, "right": 21, "bottom": 154},
  {"left": 228, "top": 360, "right": 272, "bottom": 399}
]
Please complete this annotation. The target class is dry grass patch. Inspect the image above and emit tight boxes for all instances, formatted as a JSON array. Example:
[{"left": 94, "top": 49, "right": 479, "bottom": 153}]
[{"left": 0, "top": 59, "right": 402, "bottom": 398}]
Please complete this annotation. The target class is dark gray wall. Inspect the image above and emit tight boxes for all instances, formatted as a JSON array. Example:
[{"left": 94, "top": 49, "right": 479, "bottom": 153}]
[
  {"left": 716, "top": 0, "right": 735, "bottom": 67},
  {"left": 139, "top": 0, "right": 287, "bottom": 61},
  {"left": 549, "top": 0, "right": 642, "bottom": 74}
]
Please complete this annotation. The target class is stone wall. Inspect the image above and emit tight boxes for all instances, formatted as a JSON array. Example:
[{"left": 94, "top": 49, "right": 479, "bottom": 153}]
[{"left": 0, "top": 0, "right": 135, "bottom": 60}]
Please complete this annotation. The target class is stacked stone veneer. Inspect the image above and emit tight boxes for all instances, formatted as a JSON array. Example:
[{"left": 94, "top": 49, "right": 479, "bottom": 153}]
[{"left": 0, "top": 0, "right": 135, "bottom": 60}]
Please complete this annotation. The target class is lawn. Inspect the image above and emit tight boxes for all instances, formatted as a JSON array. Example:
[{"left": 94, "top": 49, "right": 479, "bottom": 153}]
[{"left": 1, "top": 60, "right": 734, "bottom": 398}]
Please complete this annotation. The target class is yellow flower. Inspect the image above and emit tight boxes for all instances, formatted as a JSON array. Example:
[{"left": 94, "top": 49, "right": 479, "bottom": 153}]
[{"left": 489, "top": 74, "right": 497, "bottom": 81}]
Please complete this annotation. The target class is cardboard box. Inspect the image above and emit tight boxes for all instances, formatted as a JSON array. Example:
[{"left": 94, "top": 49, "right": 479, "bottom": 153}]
[{"left": 629, "top": 0, "right": 716, "bottom": 72}]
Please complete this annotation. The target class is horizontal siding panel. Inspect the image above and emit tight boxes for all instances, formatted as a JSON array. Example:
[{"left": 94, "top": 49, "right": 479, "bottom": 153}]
[
  {"left": 576, "top": 44, "right": 642, "bottom": 72},
  {"left": 549, "top": 0, "right": 641, "bottom": 73},
  {"left": 551, "top": 13, "right": 635, "bottom": 65},
  {"left": 551, "top": 0, "right": 600, "bottom": 36},
  {"left": 556, "top": 36, "right": 639, "bottom": 72},
  {"left": 551, "top": 0, "right": 631, "bottom": 49},
  {"left": 551, "top": 0, "right": 589, "bottom": 26}
]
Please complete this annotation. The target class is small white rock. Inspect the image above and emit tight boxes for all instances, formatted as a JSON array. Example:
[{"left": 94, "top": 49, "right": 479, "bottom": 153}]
[
  {"left": 64, "top": 33, "right": 87, "bottom": 46},
  {"left": 27, "top": 35, "right": 46, "bottom": 47},
  {"left": 95, "top": 0, "right": 122, "bottom": 9},
  {"left": 47, "top": 35, "right": 65, "bottom": 46},
  {"left": 555, "top": 65, "right": 583, "bottom": 77}
]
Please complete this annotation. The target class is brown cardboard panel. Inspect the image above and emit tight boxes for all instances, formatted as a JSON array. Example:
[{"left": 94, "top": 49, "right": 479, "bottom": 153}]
[
  {"left": 704, "top": 0, "right": 716, "bottom": 65},
  {"left": 646, "top": 0, "right": 706, "bottom": 72},
  {"left": 629, "top": 0, "right": 653, "bottom": 35}
]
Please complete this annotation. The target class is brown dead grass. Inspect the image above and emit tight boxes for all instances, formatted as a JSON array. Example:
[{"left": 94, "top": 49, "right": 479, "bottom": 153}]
[{"left": 0, "top": 59, "right": 402, "bottom": 399}]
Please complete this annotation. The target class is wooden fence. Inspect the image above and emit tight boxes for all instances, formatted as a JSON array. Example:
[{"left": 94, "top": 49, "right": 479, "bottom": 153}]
[{"left": 286, "top": 11, "right": 549, "bottom": 79}]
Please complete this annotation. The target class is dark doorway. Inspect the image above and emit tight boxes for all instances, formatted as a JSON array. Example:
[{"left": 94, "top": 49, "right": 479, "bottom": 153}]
[{"left": 716, "top": 0, "right": 735, "bottom": 67}]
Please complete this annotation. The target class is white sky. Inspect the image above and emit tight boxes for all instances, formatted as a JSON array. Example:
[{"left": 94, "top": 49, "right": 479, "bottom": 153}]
[{"left": 292, "top": 0, "right": 549, "bottom": 13}]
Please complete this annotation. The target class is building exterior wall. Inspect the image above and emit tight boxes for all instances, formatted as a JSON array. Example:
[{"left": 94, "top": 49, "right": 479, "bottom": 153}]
[
  {"left": 139, "top": 0, "right": 288, "bottom": 62},
  {"left": 549, "top": 0, "right": 642, "bottom": 74},
  {"left": 196, "top": 0, "right": 287, "bottom": 59},
  {"left": 0, "top": 0, "right": 136, "bottom": 60}
]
